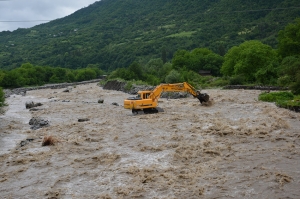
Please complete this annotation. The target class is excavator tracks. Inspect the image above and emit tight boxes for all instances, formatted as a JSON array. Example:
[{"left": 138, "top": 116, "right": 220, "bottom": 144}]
[{"left": 132, "top": 107, "right": 164, "bottom": 115}]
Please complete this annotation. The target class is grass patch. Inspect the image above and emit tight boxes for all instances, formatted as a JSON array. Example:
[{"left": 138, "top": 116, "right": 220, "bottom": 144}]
[
  {"left": 160, "top": 24, "right": 176, "bottom": 29},
  {"left": 259, "top": 91, "right": 300, "bottom": 112},
  {"left": 166, "top": 31, "right": 197, "bottom": 38},
  {"left": 98, "top": 78, "right": 126, "bottom": 86},
  {"left": 276, "top": 95, "right": 300, "bottom": 108},
  {"left": 258, "top": 91, "right": 294, "bottom": 102}
]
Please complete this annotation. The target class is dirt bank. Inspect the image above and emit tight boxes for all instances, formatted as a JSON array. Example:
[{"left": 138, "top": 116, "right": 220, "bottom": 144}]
[{"left": 0, "top": 83, "right": 299, "bottom": 198}]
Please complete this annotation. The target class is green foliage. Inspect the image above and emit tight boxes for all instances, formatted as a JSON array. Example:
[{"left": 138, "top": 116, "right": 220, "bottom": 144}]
[
  {"left": 124, "top": 82, "right": 133, "bottom": 91},
  {"left": 109, "top": 68, "right": 134, "bottom": 81},
  {"left": 159, "top": 63, "right": 173, "bottom": 82},
  {"left": 290, "top": 72, "right": 300, "bottom": 95},
  {"left": 278, "top": 18, "right": 300, "bottom": 58},
  {"left": 124, "top": 80, "right": 149, "bottom": 91},
  {"left": 108, "top": 62, "right": 144, "bottom": 81},
  {"left": 276, "top": 97, "right": 300, "bottom": 109},
  {"left": 278, "top": 55, "right": 300, "bottom": 94},
  {"left": 128, "top": 62, "right": 144, "bottom": 80},
  {"left": 143, "top": 59, "right": 164, "bottom": 77},
  {"left": 209, "top": 77, "right": 230, "bottom": 87},
  {"left": 0, "top": 0, "right": 298, "bottom": 71},
  {"left": 221, "top": 40, "right": 279, "bottom": 84},
  {"left": 144, "top": 74, "right": 160, "bottom": 86},
  {"left": 258, "top": 91, "right": 294, "bottom": 102},
  {"left": 277, "top": 75, "right": 292, "bottom": 87},
  {"left": 165, "top": 70, "right": 183, "bottom": 83},
  {"left": 181, "top": 70, "right": 202, "bottom": 83},
  {"left": 259, "top": 91, "right": 300, "bottom": 110},
  {"left": 0, "top": 63, "right": 102, "bottom": 88},
  {"left": 75, "top": 68, "right": 97, "bottom": 82},
  {"left": 0, "top": 87, "right": 4, "bottom": 107},
  {"left": 172, "top": 48, "right": 224, "bottom": 76},
  {"left": 229, "top": 75, "right": 245, "bottom": 85}
]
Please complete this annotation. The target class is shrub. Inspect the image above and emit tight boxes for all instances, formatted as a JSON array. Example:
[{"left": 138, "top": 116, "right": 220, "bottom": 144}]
[
  {"left": 0, "top": 87, "right": 5, "bottom": 107},
  {"left": 124, "top": 82, "right": 133, "bottom": 91},
  {"left": 165, "top": 70, "right": 184, "bottom": 83},
  {"left": 258, "top": 91, "right": 300, "bottom": 111},
  {"left": 290, "top": 72, "right": 300, "bottom": 95},
  {"left": 258, "top": 91, "right": 294, "bottom": 102},
  {"left": 209, "top": 77, "right": 230, "bottom": 87},
  {"left": 229, "top": 75, "right": 245, "bottom": 85}
]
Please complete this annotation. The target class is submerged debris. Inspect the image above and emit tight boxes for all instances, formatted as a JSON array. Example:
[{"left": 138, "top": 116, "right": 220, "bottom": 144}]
[
  {"left": 42, "top": 135, "right": 58, "bottom": 146},
  {"left": 19, "top": 138, "right": 35, "bottom": 147},
  {"left": 78, "top": 118, "right": 90, "bottom": 122},
  {"left": 63, "top": 86, "right": 73, "bottom": 92},
  {"left": 112, "top": 102, "right": 119, "bottom": 106},
  {"left": 98, "top": 99, "right": 104, "bottom": 103},
  {"left": 25, "top": 101, "right": 43, "bottom": 109}
]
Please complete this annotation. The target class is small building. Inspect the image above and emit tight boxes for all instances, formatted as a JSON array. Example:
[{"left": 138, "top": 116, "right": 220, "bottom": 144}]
[{"left": 199, "top": 70, "right": 211, "bottom": 76}]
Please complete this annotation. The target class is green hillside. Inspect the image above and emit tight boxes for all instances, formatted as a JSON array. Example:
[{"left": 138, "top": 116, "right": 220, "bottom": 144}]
[{"left": 0, "top": 0, "right": 299, "bottom": 70}]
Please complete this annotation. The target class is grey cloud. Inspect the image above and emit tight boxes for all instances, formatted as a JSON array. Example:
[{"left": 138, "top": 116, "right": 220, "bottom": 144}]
[{"left": 0, "top": 0, "right": 97, "bottom": 32}]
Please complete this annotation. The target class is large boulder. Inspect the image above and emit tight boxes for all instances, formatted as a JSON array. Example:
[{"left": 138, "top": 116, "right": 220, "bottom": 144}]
[{"left": 29, "top": 117, "right": 49, "bottom": 130}]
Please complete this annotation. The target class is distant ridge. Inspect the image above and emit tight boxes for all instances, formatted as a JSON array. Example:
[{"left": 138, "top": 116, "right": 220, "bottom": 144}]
[{"left": 0, "top": 0, "right": 299, "bottom": 70}]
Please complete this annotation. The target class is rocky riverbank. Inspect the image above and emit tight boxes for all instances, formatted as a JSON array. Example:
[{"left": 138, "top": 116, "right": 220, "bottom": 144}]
[{"left": 3, "top": 79, "right": 104, "bottom": 98}]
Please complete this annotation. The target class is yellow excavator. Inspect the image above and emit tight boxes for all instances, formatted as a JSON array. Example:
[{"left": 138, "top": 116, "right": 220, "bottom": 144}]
[{"left": 124, "top": 82, "right": 209, "bottom": 114}]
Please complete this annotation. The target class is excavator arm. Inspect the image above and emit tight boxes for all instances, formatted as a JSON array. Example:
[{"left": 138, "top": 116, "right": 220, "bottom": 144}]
[
  {"left": 149, "top": 82, "right": 209, "bottom": 103},
  {"left": 124, "top": 82, "right": 209, "bottom": 114}
]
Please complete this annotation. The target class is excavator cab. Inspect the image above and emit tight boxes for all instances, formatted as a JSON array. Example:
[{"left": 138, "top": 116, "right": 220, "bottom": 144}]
[
  {"left": 124, "top": 90, "right": 157, "bottom": 114},
  {"left": 126, "top": 91, "right": 151, "bottom": 101}
]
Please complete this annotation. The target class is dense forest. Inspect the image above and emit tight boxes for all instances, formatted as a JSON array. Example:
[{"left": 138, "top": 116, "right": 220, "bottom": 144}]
[
  {"left": 0, "top": 18, "right": 299, "bottom": 91},
  {"left": 0, "top": 0, "right": 299, "bottom": 70}
]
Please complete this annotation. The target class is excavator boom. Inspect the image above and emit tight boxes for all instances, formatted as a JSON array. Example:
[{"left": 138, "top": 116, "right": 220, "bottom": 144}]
[{"left": 124, "top": 82, "right": 209, "bottom": 114}]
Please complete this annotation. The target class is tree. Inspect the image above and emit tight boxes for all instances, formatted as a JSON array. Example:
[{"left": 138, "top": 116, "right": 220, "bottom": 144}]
[
  {"left": 165, "top": 70, "right": 183, "bottom": 83},
  {"left": 278, "top": 18, "right": 300, "bottom": 58},
  {"left": 144, "top": 59, "right": 164, "bottom": 77},
  {"left": 221, "top": 40, "right": 279, "bottom": 84},
  {"left": 0, "top": 71, "right": 6, "bottom": 85},
  {"left": 108, "top": 68, "right": 135, "bottom": 80},
  {"left": 75, "top": 68, "right": 97, "bottom": 81},
  {"left": 172, "top": 50, "right": 191, "bottom": 71},
  {"left": 158, "top": 62, "right": 173, "bottom": 82},
  {"left": 161, "top": 48, "right": 167, "bottom": 64},
  {"left": 128, "top": 62, "right": 144, "bottom": 80},
  {"left": 0, "top": 87, "right": 4, "bottom": 107},
  {"left": 278, "top": 56, "right": 300, "bottom": 94},
  {"left": 172, "top": 48, "right": 224, "bottom": 76}
]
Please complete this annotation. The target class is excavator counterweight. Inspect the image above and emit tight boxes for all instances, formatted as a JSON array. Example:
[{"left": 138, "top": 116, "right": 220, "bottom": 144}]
[{"left": 124, "top": 82, "right": 210, "bottom": 114}]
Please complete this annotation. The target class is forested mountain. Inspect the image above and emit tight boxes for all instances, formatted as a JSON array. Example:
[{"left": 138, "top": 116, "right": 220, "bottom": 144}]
[{"left": 0, "top": 0, "right": 299, "bottom": 71}]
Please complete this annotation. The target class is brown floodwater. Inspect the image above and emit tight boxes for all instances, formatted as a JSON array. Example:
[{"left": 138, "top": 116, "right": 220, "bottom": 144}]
[{"left": 0, "top": 83, "right": 299, "bottom": 199}]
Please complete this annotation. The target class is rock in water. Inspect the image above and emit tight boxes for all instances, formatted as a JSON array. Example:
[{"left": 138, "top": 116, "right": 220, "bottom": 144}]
[
  {"left": 78, "top": 118, "right": 90, "bottom": 122},
  {"left": 25, "top": 101, "right": 35, "bottom": 109},
  {"left": 25, "top": 101, "right": 43, "bottom": 109},
  {"left": 29, "top": 117, "right": 49, "bottom": 130},
  {"left": 98, "top": 99, "right": 104, "bottom": 103}
]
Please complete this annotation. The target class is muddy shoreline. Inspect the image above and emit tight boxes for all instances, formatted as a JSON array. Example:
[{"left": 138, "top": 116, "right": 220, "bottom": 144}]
[{"left": 0, "top": 83, "right": 299, "bottom": 198}]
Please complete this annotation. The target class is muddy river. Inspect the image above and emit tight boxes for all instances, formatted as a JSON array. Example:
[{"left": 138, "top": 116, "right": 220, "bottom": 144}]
[{"left": 0, "top": 83, "right": 299, "bottom": 199}]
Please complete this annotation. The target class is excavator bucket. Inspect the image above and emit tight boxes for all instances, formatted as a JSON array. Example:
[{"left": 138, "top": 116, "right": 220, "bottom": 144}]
[{"left": 197, "top": 93, "right": 210, "bottom": 104}]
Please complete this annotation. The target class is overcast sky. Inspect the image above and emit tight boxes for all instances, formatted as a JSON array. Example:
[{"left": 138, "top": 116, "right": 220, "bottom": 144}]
[{"left": 0, "top": 0, "right": 98, "bottom": 32}]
